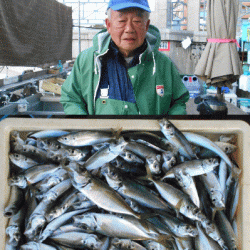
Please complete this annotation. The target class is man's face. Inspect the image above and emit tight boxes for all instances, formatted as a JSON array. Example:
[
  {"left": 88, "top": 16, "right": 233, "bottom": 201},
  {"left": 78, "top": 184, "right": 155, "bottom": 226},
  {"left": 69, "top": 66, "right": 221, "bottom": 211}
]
[{"left": 105, "top": 8, "right": 150, "bottom": 58}]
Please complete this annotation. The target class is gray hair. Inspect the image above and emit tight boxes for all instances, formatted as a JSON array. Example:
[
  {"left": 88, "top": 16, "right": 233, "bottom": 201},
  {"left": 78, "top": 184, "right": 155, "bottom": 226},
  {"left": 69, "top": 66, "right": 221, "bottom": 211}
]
[{"left": 106, "top": 8, "right": 150, "bottom": 20}]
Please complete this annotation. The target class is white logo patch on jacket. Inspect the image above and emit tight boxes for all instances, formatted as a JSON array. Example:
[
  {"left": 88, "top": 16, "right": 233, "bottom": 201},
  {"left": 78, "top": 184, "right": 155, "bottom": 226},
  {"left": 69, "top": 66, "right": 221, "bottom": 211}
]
[{"left": 156, "top": 85, "right": 164, "bottom": 97}]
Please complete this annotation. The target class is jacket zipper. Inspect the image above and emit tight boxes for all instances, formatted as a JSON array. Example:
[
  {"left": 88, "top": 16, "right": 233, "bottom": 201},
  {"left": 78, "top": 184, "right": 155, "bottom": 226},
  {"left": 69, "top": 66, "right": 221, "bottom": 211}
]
[{"left": 93, "top": 49, "right": 109, "bottom": 109}]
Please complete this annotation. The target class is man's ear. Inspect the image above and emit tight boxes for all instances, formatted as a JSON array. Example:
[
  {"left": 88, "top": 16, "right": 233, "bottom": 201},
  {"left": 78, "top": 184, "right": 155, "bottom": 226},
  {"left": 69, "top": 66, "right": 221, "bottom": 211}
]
[{"left": 105, "top": 18, "right": 111, "bottom": 33}]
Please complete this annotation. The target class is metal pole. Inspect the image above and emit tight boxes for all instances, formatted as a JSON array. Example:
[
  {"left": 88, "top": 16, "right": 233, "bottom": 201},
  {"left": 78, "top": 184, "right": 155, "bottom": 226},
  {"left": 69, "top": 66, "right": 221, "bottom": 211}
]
[{"left": 78, "top": 0, "right": 81, "bottom": 54}]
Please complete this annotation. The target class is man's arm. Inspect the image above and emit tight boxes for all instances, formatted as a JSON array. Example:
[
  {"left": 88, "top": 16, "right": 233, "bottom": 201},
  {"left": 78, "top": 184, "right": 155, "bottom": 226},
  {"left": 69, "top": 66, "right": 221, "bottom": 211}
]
[
  {"left": 60, "top": 54, "right": 89, "bottom": 115},
  {"left": 168, "top": 62, "right": 190, "bottom": 115},
  {"left": 168, "top": 91, "right": 190, "bottom": 115}
]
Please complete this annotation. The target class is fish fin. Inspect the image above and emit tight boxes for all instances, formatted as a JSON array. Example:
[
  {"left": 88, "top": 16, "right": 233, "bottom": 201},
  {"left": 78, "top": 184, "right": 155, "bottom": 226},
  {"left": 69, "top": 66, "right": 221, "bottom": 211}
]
[
  {"left": 136, "top": 162, "right": 154, "bottom": 182},
  {"left": 174, "top": 199, "right": 183, "bottom": 216},
  {"left": 112, "top": 128, "right": 123, "bottom": 139}
]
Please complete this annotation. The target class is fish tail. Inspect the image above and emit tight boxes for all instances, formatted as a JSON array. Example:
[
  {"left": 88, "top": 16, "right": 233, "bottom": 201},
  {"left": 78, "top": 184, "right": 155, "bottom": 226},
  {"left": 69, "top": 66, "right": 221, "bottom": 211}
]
[{"left": 155, "top": 234, "right": 174, "bottom": 245}]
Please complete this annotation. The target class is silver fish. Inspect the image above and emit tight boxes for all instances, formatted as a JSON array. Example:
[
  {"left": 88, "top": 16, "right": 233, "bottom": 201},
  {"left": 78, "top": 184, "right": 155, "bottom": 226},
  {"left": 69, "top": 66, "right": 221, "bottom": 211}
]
[
  {"left": 49, "top": 231, "right": 105, "bottom": 249},
  {"left": 124, "top": 141, "right": 160, "bottom": 160},
  {"left": 28, "top": 130, "right": 70, "bottom": 139},
  {"left": 195, "top": 222, "right": 222, "bottom": 250},
  {"left": 24, "top": 179, "right": 72, "bottom": 240},
  {"left": 119, "top": 150, "right": 145, "bottom": 165},
  {"left": 34, "top": 168, "right": 69, "bottom": 196},
  {"left": 5, "top": 204, "right": 26, "bottom": 246},
  {"left": 145, "top": 165, "right": 205, "bottom": 222},
  {"left": 102, "top": 164, "right": 172, "bottom": 212},
  {"left": 161, "top": 158, "right": 219, "bottom": 180},
  {"left": 37, "top": 138, "right": 65, "bottom": 151},
  {"left": 159, "top": 119, "right": 197, "bottom": 160},
  {"left": 73, "top": 212, "right": 169, "bottom": 242},
  {"left": 142, "top": 240, "right": 176, "bottom": 250},
  {"left": 9, "top": 153, "right": 39, "bottom": 170},
  {"left": 83, "top": 137, "right": 128, "bottom": 171},
  {"left": 50, "top": 223, "right": 88, "bottom": 236},
  {"left": 9, "top": 164, "right": 61, "bottom": 189},
  {"left": 39, "top": 208, "right": 91, "bottom": 242},
  {"left": 14, "top": 144, "right": 49, "bottom": 163},
  {"left": 215, "top": 141, "right": 237, "bottom": 155},
  {"left": 174, "top": 237, "right": 194, "bottom": 250},
  {"left": 218, "top": 159, "right": 228, "bottom": 198},
  {"left": 199, "top": 172, "right": 225, "bottom": 210},
  {"left": 174, "top": 171, "right": 200, "bottom": 208},
  {"left": 20, "top": 241, "right": 58, "bottom": 250},
  {"left": 110, "top": 238, "right": 147, "bottom": 250},
  {"left": 200, "top": 218, "right": 228, "bottom": 249},
  {"left": 214, "top": 210, "right": 239, "bottom": 250},
  {"left": 159, "top": 213, "right": 198, "bottom": 238},
  {"left": 63, "top": 161, "right": 141, "bottom": 218},
  {"left": 122, "top": 131, "right": 173, "bottom": 152},
  {"left": 183, "top": 132, "right": 233, "bottom": 168},
  {"left": 145, "top": 156, "right": 162, "bottom": 176},
  {"left": 57, "top": 130, "right": 119, "bottom": 147},
  {"left": 4, "top": 186, "right": 24, "bottom": 217},
  {"left": 112, "top": 156, "right": 145, "bottom": 176},
  {"left": 162, "top": 151, "right": 176, "bottom": 173},
  {"left": 45, "top": 188, "right": 79, "bottom": 222}
]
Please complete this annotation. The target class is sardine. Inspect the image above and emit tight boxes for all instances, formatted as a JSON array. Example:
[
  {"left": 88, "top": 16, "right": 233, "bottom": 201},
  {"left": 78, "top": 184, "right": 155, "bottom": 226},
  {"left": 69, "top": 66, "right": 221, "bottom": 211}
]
[
  {"left": 183, "top": 132, "right": 233, "bottom": 168},
  {"left": 45, "top": 188, "right": 79, "bottom": 222},
  {"left": 39, "top": 208, "right": 91, "bottom": 242},
  {"left": 174, "top": 237, "right": 194, "bottom": 250},
  {"left": 122, "top": 131, "right": 173, "bottom": 152},
  {"left": 162, "top": 151, "right": 176, "bottom": 173},
  {"left": 102, "top": 164, "right": 172, "bottom": 212},
  {"left": 161, "top": 158, "right": 219, "bottom": 180},
  {"left": 49, "top": 231, "right": 106, "bottom": 249},
  {"left": 200, "top": 218, "right": 228, "bottom": 249},
  {"left": 9, "top": 164, "right": 61, "bottom": 189},
  {"left": 159, "top": 119, "right": 197, "bottom": 160},
  {"left": 119, "top": 150, "right": 145, "bottom": 166},
  {"left": 20, "top": 241, "right": 58, "bottom": 250},
  {"left": 57, "top": 130, "right": 119, "bottom": 147},
  {"left": 73, "top": 212, "right": 169, "bottom": 242},
  {"left": 158, "top": 213, "right": 198, "bottom": 238},
  {"left": 195, "top": 222, "right": 222, "bottom": 250},
  {"left": 9, "top": 153, "right": 39, "bottom": 170},
  {"left": 5, "top": 204, "right": 26, "bottom": 246},
  {"left": 28, "top": 130, "right": 70, "bottom": 139},
  {"left": 63, "top": 161, "right": 141, "bottom": 218},
  {"left": 199, "top": 171, "right": 225, "bottom": 210},
  {"left": 142, "top": 240, "right": 176, "bottom": 250},
  {"left": 4, "top": 186, "right": 24, "bottom": 217},
  {"left": 83, "top": 137, "right": 128, "bottom": 171},
  {"left": 24, "top": 179, "right": 72, "bottom": 240},
  {"left": 110, "top": 238, "right": 147, "bottom": 250},
  {"left": 112, "top": 156, "right": 145, "bottom": 176},
  {"left": 173, "top": 171, "right": 200, "bottom": 208},
  {"left": 13, "top": 144, "right": 49, "bottom": 163},
  {"left": 214, "top": 210, "right": 239, "bottom": 250}
]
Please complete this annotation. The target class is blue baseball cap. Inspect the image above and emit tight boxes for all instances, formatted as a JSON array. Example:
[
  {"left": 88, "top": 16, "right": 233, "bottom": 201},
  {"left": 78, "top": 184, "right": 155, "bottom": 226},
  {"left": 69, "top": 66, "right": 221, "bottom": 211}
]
[{"left": 107, "top": 0, "right": 151, "bottom": 13}]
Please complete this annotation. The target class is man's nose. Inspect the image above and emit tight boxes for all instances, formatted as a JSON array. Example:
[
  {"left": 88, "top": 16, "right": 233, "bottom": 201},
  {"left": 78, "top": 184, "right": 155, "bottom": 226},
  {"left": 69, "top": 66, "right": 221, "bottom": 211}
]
[{"left": 124, "top": 20, "right": 135, "bottom": 33}]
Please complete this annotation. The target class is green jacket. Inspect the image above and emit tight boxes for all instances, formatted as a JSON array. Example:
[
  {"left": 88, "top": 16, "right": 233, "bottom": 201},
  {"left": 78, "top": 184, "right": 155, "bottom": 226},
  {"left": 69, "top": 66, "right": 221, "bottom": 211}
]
[{"left": 60, "top": 25, "right": 189, "bottom": 115}]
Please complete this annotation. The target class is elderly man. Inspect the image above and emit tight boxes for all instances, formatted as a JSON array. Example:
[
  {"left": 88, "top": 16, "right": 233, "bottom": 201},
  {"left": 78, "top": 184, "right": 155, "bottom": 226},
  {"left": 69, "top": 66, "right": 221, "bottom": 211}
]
[{"left": 60, "top": 0, "right": 189, "bottom": 115}]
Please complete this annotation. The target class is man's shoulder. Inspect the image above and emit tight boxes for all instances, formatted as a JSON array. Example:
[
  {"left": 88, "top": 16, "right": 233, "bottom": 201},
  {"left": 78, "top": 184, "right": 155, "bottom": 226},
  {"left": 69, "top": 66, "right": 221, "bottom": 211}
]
[{"left": 154, "top": 50, "right": 172, "bottom": 62}]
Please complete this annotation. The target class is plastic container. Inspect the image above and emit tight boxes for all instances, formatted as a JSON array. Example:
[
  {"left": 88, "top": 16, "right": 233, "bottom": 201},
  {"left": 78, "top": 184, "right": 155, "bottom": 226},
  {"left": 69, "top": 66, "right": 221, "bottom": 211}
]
[
  {"left": 237, "top": 98, "right": 250, "bottom": 114},
  {"left": 0, "top": 118, "right": 249, "bottom": 249}
]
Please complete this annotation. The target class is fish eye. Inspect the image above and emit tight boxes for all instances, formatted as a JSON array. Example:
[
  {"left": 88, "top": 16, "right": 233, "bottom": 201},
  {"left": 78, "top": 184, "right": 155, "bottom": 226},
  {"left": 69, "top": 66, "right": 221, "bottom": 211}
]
[{"left": 127, "top": 153, "right": 132, "bottom": 159}]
